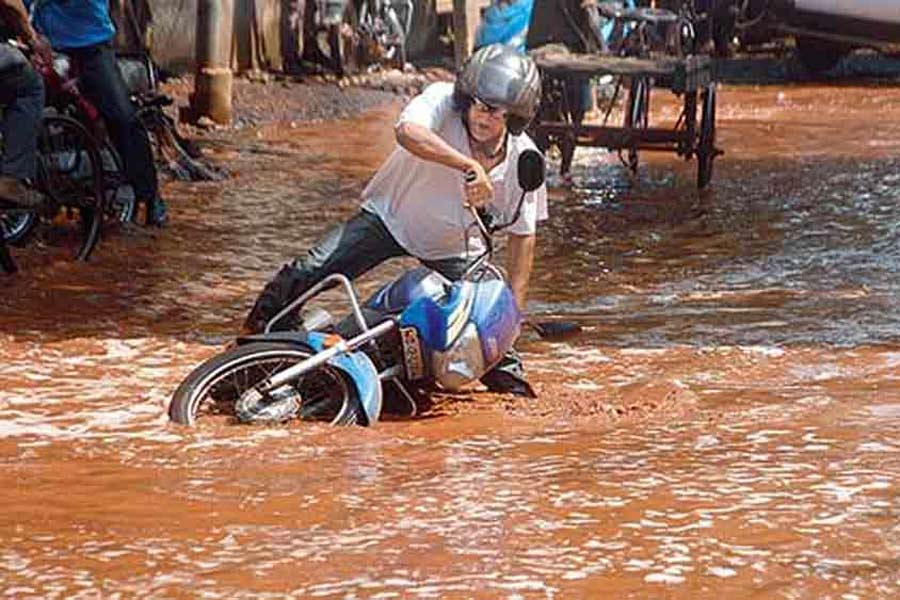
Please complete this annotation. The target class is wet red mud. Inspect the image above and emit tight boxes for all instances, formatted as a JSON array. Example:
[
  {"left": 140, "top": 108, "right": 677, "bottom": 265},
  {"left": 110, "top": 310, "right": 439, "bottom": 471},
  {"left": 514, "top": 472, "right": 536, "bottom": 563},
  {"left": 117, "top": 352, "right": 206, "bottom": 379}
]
[{"left": 1, "top": 74, "right": 899, "bottom": 598}]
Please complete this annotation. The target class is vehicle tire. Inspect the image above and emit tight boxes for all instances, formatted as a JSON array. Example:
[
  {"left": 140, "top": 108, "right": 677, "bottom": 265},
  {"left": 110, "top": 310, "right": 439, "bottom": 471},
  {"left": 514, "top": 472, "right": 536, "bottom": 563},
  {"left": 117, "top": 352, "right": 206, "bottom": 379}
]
[
  {"left": 36, "top": 115, "right": 104, "bottom": 261},
  {"left": 796, "top": 36, "right": 848, "bottom": 73},
  {"left": 98, "top": 139, "right": 135, "bottom": 223},
  {"left": 625, "top": 76, "right": 650, "bottom": 176},
  {"left": 0, "top": 211, "right": 36, "bottom": 247},
  {"left": 169, "top": 342, "right": 366, "bottom": 427},
  {"left": 696, "top": 83, "right": 717, "bottom": 190}
]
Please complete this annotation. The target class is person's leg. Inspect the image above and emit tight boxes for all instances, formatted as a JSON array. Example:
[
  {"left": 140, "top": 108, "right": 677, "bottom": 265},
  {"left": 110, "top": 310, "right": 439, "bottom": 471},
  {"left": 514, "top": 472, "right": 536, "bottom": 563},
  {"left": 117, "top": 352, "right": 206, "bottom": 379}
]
[
  {"left": 281, "top": 0, "right": 305, "bottom": 73},
  {"left": 244, "top": 210, "right": 407, "bottom": 333},
  {"left": 0, "top": 64, "right": 43, "bottom": 181},
  {"left": 71, "top": 43, "right": 166, "bottom": 224},
  {"left": 420, "top": 257, "right": 537, "bottom": 398},
  {"left": 560, "top": 76, "right": 588, "bottom": 182},
  {"left": 0, "top": 64, "right": 46, "bottom": 208}
]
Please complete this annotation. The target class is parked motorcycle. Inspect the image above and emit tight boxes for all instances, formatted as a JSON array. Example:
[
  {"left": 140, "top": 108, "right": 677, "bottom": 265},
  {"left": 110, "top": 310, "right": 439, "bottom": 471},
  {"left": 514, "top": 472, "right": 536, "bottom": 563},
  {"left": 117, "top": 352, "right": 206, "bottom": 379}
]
[
  {"left": 1, "top": 50, "right": 223, "bottom": 248},
  {"left": 168, "top": 150, "right": 546, "bottom": 427}
]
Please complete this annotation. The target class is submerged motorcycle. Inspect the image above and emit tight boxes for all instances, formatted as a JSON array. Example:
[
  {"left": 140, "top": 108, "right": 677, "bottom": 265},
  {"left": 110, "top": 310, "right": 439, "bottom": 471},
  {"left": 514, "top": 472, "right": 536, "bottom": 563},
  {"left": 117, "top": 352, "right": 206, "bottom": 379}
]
[{"left": 168, "top": 150, "right": 546, "bottom": 426}]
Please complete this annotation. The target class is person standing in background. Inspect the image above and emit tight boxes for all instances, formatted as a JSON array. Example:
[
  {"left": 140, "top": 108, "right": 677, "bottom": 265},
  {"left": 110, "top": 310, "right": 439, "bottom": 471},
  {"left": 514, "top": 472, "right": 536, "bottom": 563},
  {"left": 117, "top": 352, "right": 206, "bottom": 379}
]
[{"left": 0, "top": 0, "right": 50, "bottom": 209}]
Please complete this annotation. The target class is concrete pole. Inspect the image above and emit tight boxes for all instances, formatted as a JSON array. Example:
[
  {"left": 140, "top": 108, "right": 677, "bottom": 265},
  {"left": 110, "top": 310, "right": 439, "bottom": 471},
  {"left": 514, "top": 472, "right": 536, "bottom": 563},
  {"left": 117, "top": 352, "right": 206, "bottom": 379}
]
[
  {"left": 453, "top": 0, "right": 480, "bottom": 68},
  {"left": 191, "top": 0, "right": 234, "bottom": 125}
]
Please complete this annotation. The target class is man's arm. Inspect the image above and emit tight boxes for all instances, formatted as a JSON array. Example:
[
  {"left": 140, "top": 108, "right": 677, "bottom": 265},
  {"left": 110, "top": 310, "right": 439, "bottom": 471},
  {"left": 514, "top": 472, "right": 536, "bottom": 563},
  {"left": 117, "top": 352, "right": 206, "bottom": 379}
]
[
  {"left": 395, "top": 121, "right": 476, "bottom": 173},
  {"left": 506, "top": 233, "right": 536, "bottom": 310},
  {"left": 0, "top": 0, "right": 52, "bottom": 64},
  {"left": 0, "top": 0, "right": 35, "bottom": 41},
  {"left": 395, "top": 121, "right": 493, "bottom": 208}
]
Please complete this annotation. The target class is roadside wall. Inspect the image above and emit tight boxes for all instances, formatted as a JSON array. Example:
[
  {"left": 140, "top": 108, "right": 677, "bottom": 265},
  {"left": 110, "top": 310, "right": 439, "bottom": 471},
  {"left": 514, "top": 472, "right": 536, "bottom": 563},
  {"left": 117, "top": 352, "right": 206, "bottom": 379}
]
[{"left": 149, "top": 0, "right": 198, "bottom": 71}]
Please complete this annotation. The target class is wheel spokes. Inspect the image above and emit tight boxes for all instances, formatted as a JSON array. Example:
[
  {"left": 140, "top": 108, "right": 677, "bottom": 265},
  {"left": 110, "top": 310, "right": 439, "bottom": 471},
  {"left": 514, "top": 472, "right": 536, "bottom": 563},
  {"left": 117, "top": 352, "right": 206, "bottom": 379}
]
[{"left": 200, "top": 357, "right": 302, "bottom": 418}]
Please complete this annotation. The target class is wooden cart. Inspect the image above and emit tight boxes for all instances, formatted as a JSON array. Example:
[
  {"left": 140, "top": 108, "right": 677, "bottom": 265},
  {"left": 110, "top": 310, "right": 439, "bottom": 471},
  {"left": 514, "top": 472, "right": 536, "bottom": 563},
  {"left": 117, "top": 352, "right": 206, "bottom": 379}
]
[{"left": 531, "top": 49, "right": 720, "bottom": 189}]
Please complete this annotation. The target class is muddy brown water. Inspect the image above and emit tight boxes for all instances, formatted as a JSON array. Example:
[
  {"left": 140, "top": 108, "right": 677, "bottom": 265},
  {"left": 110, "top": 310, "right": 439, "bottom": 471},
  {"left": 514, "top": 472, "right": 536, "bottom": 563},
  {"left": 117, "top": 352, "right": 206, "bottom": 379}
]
[{"left": 1, "top": 82, "right": 899, "bottom": 598}]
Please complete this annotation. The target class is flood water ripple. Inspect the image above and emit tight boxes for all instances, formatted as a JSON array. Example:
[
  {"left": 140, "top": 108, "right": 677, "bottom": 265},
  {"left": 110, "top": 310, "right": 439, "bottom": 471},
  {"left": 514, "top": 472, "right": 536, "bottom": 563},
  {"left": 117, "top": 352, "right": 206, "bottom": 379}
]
[{"left": 1, "top": 85, "right": 899, "bottom": 598}]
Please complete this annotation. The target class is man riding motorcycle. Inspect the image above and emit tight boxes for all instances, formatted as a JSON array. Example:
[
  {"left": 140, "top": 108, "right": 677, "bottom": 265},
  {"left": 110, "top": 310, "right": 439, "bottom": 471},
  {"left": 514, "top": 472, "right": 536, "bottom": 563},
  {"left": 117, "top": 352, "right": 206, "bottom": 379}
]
[
  {"left": 243, "top": 44, "right": 547, "bottom": 396},
  {"left": 27, "top": 0, "right": 168, "bottom": 226},
  {"left": 0, "top": 0, "right": 50, "bottom": 210}
]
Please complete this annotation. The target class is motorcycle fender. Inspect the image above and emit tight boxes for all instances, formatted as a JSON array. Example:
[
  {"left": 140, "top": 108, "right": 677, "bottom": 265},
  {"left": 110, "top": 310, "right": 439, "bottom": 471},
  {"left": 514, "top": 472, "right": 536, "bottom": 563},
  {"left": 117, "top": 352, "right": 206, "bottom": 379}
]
[
  {"left": 307, "top": 332, "right": 383, "bottom": 426},
  {"left": 236, "top": 331, "right": 309, "bottom": 346}
]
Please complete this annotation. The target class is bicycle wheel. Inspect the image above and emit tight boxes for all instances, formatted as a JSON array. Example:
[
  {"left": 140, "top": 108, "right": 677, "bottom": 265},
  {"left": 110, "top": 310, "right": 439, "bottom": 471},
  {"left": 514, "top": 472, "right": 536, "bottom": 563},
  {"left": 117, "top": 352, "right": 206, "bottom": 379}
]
[
  {"left": 36, "top": 115, "right": 105, "bottom": 261},
  {"left": 169, "top": 342, "right": 366, "bottom": 427}
]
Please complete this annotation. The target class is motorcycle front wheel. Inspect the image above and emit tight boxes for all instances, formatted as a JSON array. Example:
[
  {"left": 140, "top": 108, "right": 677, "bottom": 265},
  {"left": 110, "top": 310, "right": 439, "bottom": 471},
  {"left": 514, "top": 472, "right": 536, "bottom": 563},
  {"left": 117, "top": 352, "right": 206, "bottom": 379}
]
[{"left": 169, "top": 342, "right": 365, "bottom": 426}]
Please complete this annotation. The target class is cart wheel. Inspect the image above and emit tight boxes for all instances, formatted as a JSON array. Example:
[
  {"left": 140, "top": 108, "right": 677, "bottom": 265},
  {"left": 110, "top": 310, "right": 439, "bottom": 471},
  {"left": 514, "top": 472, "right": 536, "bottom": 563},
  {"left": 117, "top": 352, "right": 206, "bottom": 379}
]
[
  {"left": 697, "top": 83, "right": 717, "bottom": 190},
  {"left": 625, "top": 77, "right": 649, "bottom": 177}
]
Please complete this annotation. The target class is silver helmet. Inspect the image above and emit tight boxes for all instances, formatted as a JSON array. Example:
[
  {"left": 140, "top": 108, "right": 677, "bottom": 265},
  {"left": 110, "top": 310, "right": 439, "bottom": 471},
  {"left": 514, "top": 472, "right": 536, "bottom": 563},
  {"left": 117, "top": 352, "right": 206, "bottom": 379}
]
[{"left": 454, "top": 44, "right": 542, "bottom": 135}]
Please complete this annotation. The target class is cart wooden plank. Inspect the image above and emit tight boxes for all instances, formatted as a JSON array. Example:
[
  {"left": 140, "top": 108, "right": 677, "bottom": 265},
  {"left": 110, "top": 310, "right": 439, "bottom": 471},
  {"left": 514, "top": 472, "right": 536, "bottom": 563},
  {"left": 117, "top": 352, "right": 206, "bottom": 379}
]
[
  {"left": 538, "top": 122, "right": 689, "bottom": 146},
  {"left": 531, "top": 49, "right": 713, "bottom": 93}
]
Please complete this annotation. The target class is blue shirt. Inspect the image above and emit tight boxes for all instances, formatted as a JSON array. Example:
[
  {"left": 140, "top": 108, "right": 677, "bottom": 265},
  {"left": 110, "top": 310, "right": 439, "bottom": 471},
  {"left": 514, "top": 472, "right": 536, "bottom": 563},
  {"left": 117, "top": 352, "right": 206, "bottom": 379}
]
[
  {"left": 28, "top": 0, "right": 116, "bottom": 50},
  {"left": 475, "top": 0, "right": 534, "bottom": 53}
]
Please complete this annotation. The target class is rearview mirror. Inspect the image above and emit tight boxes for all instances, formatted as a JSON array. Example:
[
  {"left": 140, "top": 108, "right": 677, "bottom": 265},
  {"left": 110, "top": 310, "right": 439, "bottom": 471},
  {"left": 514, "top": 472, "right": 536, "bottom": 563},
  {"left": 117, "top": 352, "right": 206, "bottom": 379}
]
[{"left": 517, "top": 149, "right": 545, "bottom": 193}]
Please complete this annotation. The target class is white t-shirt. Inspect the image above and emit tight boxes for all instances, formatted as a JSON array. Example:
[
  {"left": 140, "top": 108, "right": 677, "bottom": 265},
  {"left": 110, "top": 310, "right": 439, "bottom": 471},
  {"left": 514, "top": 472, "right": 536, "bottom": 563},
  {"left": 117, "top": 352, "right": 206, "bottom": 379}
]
[{"left": 362, "top": 81, "right": 549, "bottom": 261}]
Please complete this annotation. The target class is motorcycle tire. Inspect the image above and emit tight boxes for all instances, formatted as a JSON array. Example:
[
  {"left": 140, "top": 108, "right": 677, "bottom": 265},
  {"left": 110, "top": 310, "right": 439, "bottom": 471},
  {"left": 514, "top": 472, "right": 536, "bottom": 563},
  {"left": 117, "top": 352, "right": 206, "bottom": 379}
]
[
  {"left": 0, "top": 211, "right": 36, "bottom": 247},
  {"left": 98, "top": 139, "right": 136, "bottom": 223},
  {"left": 169, "top": 342, "right": 365, "bottom": 427}
]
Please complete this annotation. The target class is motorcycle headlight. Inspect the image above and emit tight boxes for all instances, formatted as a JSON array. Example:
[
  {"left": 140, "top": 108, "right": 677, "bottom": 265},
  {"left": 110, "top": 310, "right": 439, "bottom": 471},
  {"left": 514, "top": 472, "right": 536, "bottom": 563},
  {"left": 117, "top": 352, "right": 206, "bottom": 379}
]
[{"left": 431, "top": 323, "right": 485, "bottom": 391}]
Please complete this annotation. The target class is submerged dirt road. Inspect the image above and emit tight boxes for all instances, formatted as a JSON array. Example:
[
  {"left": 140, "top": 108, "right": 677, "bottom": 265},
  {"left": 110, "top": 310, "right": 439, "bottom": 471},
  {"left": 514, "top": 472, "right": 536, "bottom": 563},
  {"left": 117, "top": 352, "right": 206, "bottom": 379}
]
[{"left": 1, "top": 76, "right": 899, "bottom": 598}]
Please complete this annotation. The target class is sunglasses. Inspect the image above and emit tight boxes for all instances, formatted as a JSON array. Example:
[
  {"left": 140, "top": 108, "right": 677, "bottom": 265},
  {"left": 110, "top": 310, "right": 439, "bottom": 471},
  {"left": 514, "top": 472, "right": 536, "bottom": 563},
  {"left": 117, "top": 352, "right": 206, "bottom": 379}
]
[{"left": 471, "top": 97, "right": 507, "bottom": 118}]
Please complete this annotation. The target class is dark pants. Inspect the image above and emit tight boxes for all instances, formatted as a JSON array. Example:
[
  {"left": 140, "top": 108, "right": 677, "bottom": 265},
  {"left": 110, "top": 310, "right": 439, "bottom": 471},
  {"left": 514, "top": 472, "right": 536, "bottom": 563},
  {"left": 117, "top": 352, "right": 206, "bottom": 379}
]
[
  {"left": 0, "top": 63, "right": 44, "bottom": 181},
  {"left": 245, "top": 210, "right": 534, "bottom": 395},
  {"left": 66, "top": 42, "right": 158, "bottom": 202},
  {"left": 281, "top": 0, "right": 306, "bottom": 72},
  {"left": 532, "top": 75, "right": 589, "bottom": 178},
  {"left": 560, "top": 77, "right": 590, "bottom": 177}
]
